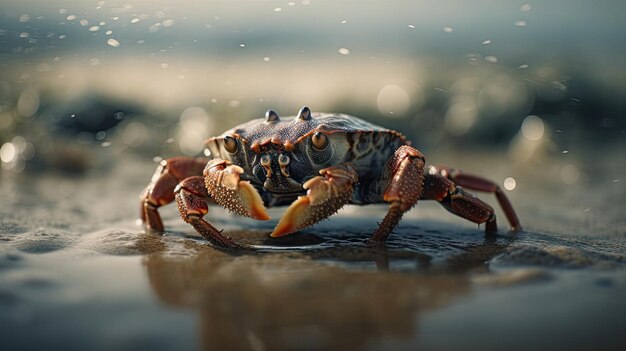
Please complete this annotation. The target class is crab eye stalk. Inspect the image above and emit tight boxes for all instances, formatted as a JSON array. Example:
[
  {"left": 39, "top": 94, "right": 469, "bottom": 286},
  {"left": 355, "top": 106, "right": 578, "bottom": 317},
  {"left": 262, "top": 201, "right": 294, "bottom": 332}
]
[
  {"left": 223, "top": 135, "right": 238, "bottom": 153},
  {"left": 311, "top": 132, "right": 329, "bottom": 151}
]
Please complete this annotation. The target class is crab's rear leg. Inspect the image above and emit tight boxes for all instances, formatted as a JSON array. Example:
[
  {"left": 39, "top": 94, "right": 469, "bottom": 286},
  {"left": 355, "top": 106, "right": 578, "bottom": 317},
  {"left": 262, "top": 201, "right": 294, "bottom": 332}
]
[
  {"left": 421, "top": 174, "right": 498, "bottom": 234},
  {"left": 140, "top": 157, "right": 207, "bottom": 231},
  {"left": 370, "top": 145, "right": 426, "bottom": 242},
  {"left": 428, "top": 165, "right": 521, "bottom": 231}
]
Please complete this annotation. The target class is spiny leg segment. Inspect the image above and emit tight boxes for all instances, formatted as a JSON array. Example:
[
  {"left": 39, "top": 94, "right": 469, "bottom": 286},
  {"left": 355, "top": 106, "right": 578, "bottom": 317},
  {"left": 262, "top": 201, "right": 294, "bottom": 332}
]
[
  {"left": 175, "top": 176, "right": 247, "bottom": 250},
  {"left": 371, "top": 145, "right": 426, "bottom": 242},
  {"left": 421, "top": 173, "right": 498, "bottom": 234}
]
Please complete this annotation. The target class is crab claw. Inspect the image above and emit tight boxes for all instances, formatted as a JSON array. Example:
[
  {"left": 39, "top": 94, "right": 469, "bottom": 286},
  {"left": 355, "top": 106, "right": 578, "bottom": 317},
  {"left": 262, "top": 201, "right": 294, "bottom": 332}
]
[
  {"left": 204, "top": 159, "right": 270, "bottom": 220},
  {"left": 271, "top": 163, "right": 357, "bottom": 237}
]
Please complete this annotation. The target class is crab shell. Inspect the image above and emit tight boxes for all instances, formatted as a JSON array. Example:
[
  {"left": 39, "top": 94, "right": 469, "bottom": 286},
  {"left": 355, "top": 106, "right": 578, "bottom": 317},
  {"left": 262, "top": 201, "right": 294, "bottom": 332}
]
[{"left": 205, "top": 107, "right": 408, "bottom": 205}]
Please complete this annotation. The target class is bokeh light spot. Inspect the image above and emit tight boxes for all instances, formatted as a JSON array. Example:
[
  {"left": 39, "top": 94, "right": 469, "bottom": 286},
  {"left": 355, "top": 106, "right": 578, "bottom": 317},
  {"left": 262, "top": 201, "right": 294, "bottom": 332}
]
[
  {"left": 504, "top": 177, "right": 517, "bottom": 191},
  {"left": 521, "top": 115, "right": 544, "bottom": 141},
  {"left": 377, "top": 85, "right": 410, "bottom": 117}
]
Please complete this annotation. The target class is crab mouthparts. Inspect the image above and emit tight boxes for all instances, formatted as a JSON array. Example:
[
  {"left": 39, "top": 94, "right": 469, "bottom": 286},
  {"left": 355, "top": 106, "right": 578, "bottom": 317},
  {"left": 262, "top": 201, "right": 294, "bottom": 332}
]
[{"left": 263, "top": 174, "right": 303, "bottom": 193}]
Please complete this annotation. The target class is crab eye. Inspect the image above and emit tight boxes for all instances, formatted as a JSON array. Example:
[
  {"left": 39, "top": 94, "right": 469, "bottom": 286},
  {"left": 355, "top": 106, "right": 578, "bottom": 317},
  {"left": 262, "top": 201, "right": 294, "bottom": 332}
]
[
  {"left": 311, "top": 132, "right": 329, "bottom": 151},
  {"left": 223, "top": 135, "right": 238, "bottom": 153},
  {"left": 260, "top": 154, "right": 271, "bottom": 166}
]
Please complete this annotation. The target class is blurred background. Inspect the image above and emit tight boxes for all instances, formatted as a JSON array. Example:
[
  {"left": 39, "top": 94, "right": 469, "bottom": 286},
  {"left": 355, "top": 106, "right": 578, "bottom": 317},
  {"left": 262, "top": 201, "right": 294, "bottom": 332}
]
[
  {"left": 1, "top": 0, "right": 624, "bottom": 160},
  {"left": 1, "top": 0, "right": 625, "bottom": 233}
]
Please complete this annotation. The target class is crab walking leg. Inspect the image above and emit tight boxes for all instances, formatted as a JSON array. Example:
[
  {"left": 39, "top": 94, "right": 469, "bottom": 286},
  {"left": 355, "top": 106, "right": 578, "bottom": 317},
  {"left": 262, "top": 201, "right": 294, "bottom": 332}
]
[
  {"left": 371, "top": 146, "right": 426, "bottom": 243},
  {"left": 203, "top": 159, "right": 270, "bottom": 221},
  {"left": 271, "top": 163, "right": 358, "bottom": 237},
  {"left": 140, "top": 157, "right": 207, "bottom": 232},
  {"left": 174, "top": 176, "right": 248, "bottom": 250},
  {"left": 428, "top": 165, "right": 521, "bottom": 231},
  {"left": 421, "top": 173, "right": 498, "bottom": 234}
]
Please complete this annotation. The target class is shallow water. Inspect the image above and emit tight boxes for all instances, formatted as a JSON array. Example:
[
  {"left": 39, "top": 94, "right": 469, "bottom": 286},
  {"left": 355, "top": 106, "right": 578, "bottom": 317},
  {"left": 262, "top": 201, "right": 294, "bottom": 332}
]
[{"left": 1, "top": 151, "right": 625, "bottom": 351}]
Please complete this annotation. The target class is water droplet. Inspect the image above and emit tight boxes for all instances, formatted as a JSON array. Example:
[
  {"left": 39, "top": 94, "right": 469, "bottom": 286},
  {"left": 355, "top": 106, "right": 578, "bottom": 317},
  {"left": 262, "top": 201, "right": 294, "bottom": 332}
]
[
  {"left": 408, "top": 24, "right": 415, "bottom": 29},
  {"left": 341, "top": 20, "right": 347, "bottom": 24},
  {"left": 521, "top": 115, "right": 544, "bottom": 141},
  {"left": 88, "top": 26, "right": 100, "bottom": 32},
  {"left": 515, "top": 20, "right": 527, "bottom": 27},
  {"left": 518, "top": 64, "right": 529, "bottom": 69},
  {"left": 338, "top": 48, "right": 350, "bottom": 55},
  {"left": 520, "top": 3, "right": 531, "bottom": 12},
  {"left": 504, "top": 177, "right": 517, "bottom": 191},
  {"left": 239, "top": 43, "right": 245, "bottom": 48},
  {"left": 59, "top": 34, "right": 66, "bottom": 39},
  {"left": 66, "top": 15, "right": 77, "bottom": 20},
  {"left": 79, "top": 19, "right": 89, "bottom": 27},
  {"left": 443, "top": 26, "right": 453, "bottom": 33},
  {"left": 101, "top": 141, "right": 112, "bottom": 148},
  {"left": 95, "top": 131, "right": 107, "bottom": 140},
  {"left": 485, "top": 55, "right": 498, "bottom": 63},
  {"left": 105, "top": 30, "right": 113, "bottom": 35},
  {"left": 482, "top": 39, "right": 491, "bottom": 45},
  {"left": 263, "top": 57, "right": 271, "bottom": 62},
  {"left": 562, "top": 150, "right": 569, "bottom": 154},
  {"left": 612, "top": 179, "right": 621, "bottom": 183},
  {"left": 70, "top": 113, "right": 76, "bottom": 118},
  {"left": 107, "top": 38, "right": 120, "bottom": 47},
  {"left": 19, "top": 32, "right": 30, "bottom": 38},
  {"left": 19, "top": 14, "right": 31, "bottom": 23},
  {"left": 274, "top": 7, "right": 282, "bottom": 12},
  {"left": 162, "top": 19, "right": 175, "bottom": 27},
  {"left": 130, "top": 18, "right": 140, "bottom": 24}
]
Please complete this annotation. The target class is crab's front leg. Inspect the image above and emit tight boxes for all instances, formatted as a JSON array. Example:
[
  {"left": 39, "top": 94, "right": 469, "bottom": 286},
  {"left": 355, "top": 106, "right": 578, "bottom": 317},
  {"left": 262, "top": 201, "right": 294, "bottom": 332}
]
[
  {"left": 271, "top": 163, "right": 358, "bottom": 237},
  {"left": 371, "top": 145, "right": 426, "bottom": 242},
  {"left": 177, "top": 158, "right": 270, "bottom": 250}
]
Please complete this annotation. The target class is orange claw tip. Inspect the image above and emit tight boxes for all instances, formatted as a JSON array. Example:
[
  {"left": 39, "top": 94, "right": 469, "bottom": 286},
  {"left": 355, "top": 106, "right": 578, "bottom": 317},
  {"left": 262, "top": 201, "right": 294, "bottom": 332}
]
[
  {"left": 269, "top": 225, "right": 294, "bottom": 238},
  {"left": 270, "top": 196, "right": 310, "bottom": 237},
  {"left": 251, "top": 206, "right": 271, "bottom": 221}
]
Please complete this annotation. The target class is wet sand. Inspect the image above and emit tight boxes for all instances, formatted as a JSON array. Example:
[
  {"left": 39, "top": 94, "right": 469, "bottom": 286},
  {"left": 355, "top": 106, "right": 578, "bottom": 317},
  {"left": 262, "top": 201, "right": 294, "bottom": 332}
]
[{"left": 1, "top": 150, "right": 625, "bottom": 351}]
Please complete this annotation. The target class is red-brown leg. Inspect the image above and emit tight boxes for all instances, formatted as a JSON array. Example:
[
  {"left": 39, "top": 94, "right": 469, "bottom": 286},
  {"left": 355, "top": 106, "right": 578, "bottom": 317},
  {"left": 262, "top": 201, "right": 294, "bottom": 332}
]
[
  {"left": 421, "top": 174, "right": 498, "bottom": 234},
  {"left": 428, "top": 165, "right": 521, "bottom": 231},
  {"left": 371, "top": 145, "right": 426, "bottom": 242},
  {"left": 175, "top": 176, "right": 248, "bottom": 250},
  {"left": 140, "top": 157, "right": 207, "bottom": 232}
]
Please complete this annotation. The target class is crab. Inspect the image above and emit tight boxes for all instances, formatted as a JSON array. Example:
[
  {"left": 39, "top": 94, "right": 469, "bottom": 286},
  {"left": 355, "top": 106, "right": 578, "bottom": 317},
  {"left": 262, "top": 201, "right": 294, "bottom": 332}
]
[{"left": 140, "top": 106, "right": 521, "bottom": 250}]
